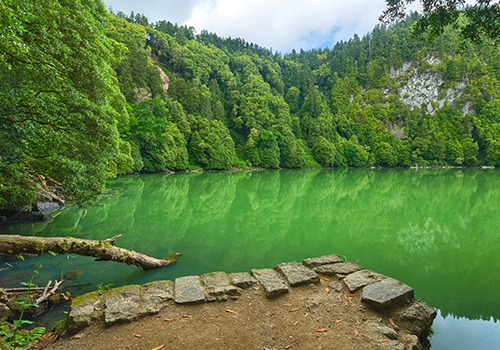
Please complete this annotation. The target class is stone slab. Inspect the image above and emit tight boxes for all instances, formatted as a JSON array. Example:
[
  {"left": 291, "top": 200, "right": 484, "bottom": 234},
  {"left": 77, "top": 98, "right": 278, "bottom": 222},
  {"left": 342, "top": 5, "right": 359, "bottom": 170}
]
[
  {"left": 344, "top": 270, "right": 386, "bottom": 292},
  {"left": 201, "top": 271, "right": 229, "bottom": 288},
  {"left": 104, "top": 285, "right": 141, "bottom": 325},
  {"left": 228, "top": 272, "right": 257, "bottom": 288},
  {"left": 275, "top": 262, "right": 320, "bottom": 286},
  {"left": 303, "top": 255, "right": 343, "bottom": 268},
  {"left": 361, "top": 278, "right": 414, "bottom": 309},
  {"left": 174, "top": 276, "right": 206, "bottom": 304},
  {"left": 315, "top": 262, "right": 363, "bottom": 276},
  {"left": 396, "top": 300, "right": 437, "bottom": 337},
  {"left": 205, "top": 285, "right": 241, "bottom": 302},
  {"left": 140, "top": 281, "right": 174, "bottom": 314},
  {"left": 251, "top": 268, "right": 289, "bottom": 298},
  {"left": 67, "top": 291, "right": 103, "bottom": 334}
]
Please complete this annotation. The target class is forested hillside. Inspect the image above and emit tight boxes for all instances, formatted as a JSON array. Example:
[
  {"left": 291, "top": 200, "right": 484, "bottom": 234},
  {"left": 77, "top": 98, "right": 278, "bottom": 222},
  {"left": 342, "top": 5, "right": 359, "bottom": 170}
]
[
  {"left": 2, "top": 2, "right": 500, "bottom": 209},
  {"left": 109, "top": 11, "right": 500, "bottom": 173}
]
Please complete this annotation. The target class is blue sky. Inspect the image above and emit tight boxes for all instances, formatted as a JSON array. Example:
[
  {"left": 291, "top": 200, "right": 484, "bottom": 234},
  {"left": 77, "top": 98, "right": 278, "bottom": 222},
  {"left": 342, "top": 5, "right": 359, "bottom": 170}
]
[{"left": 103, "top": 0, "right": 411, "bottom": 53}]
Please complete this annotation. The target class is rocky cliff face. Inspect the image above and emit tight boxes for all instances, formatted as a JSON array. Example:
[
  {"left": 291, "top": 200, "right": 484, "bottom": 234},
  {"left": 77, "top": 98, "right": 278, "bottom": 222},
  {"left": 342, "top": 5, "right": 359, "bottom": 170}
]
[{"left": 388, "top": 56, "right": 472, "bottom": 115}]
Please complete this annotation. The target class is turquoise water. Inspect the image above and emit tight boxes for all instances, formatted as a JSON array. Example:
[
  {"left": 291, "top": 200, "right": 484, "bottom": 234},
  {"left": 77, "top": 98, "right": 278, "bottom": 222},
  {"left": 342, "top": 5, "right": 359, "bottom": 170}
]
[{"left": 1, "top": 168, "right": 499, "bottom": 349}]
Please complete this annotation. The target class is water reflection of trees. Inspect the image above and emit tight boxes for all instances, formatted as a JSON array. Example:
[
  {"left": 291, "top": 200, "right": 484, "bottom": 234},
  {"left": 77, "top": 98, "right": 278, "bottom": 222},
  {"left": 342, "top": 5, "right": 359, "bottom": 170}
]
[{"left": 8, "top": 168, "right": 499, "bottom": 322}]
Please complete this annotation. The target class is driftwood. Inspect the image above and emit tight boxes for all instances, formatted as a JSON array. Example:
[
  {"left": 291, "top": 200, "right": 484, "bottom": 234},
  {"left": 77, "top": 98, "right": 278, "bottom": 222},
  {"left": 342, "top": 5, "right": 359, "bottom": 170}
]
[
  {"left": 0, "top": 235, "right": 181, "bottom": 270},
  {"left": 3, "top": 283, "right": 91, "bottom": 294},
  {"left": 35, "top": 279, "right": 65, "bottom": 305}
]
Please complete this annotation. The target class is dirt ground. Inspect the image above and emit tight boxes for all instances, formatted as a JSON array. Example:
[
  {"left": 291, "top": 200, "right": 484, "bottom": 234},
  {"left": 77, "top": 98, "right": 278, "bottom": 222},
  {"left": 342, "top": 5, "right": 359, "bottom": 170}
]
[{"left": 33, "top": 275, "right": 421, "bottom": 350}]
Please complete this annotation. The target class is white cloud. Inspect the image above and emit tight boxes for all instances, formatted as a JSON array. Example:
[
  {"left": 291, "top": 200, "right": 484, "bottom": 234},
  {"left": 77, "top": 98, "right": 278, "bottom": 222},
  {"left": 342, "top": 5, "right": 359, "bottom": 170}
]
[{"left": 103, "top": 0, "right": 413, "bottom": 53}]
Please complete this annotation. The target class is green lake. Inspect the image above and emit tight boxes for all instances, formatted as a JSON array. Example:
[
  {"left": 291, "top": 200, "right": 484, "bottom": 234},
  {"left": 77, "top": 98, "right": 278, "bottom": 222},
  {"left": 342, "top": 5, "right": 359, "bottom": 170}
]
[{"left": 1, "top": 168, "right": 499, "bottom": 349}]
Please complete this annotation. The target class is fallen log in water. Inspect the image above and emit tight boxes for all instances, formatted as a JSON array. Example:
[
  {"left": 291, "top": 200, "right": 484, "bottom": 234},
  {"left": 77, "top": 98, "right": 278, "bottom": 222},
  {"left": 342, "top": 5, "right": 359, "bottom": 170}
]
[{"left": 0, "top": 235, "right": 181, "bottom": 270}]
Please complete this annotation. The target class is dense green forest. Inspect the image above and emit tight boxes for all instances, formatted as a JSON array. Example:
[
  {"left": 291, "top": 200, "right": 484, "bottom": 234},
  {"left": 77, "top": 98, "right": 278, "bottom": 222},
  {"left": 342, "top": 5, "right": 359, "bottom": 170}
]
[
  {"left": 109, "top": 10, "right": 500, "bottom": 175},
  {"left": 2, "top": 0, "right": 500, "bottom": 208}
]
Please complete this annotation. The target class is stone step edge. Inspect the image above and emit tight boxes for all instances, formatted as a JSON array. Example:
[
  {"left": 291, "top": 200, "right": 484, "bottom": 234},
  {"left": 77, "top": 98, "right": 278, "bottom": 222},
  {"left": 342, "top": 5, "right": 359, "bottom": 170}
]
[{"left": 67, "top": 254, "right": 435, "bottom": 337}]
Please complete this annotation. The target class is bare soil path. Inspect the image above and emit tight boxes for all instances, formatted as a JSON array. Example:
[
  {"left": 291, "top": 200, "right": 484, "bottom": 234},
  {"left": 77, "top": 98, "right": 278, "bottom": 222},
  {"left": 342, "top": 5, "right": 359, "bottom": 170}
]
[{"left": 42, "top": 277, "right": 416, "bottom": 350}]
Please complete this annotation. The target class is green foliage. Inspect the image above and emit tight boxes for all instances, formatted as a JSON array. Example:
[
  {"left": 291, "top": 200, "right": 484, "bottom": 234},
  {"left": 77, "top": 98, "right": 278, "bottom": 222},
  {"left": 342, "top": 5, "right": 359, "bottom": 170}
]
[
  {"left": 0, "top": 0, "right": 125, "bottom": 209},
  {"left": 0, "top": 266, "right": 45, "bottom": 349},
  {"left": 108, "top": 11, "right": 500, "bottom": 173},
  {"left": 96, "top": 282, "right": 115, "bottom": 295},
  {"left": 6, "top": 2, "right": 500, "bottom": 211},
  {"left": 313, "top": 137, "right": 336, "bottom": 166},
  {"left": 381, "top": 1, "right": 500, "bottom": 47},
  {"left": 374, "top": 141, "right": 398, "bottom": 166}
]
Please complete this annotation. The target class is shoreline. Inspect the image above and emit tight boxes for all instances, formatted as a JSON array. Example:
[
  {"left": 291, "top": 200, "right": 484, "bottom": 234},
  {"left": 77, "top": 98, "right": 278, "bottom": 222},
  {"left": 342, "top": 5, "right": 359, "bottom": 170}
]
[{"left": 29, "top": 255, "right": 436, "bottom": 350}]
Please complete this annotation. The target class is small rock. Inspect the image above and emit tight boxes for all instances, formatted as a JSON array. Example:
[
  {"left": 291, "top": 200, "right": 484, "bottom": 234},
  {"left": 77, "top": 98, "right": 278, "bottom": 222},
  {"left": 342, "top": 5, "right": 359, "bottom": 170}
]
[
  {"left": 36, "top": 202, "right": 60, "bottom": 212},
  {"left": 0, "top": 302, "right": 10, "bottom": 319},
  {"left": 7, "top": 295, "right": 46, "bottom": 320},
  {"left": 64, "top": 269, "right": 85, "bottom": 280},
  {"left": 378, "top": 339, "right": 406, "bottom": 350},
  {"left": 174, "top": 276, "right": 206, "bottom": 304},
  {"left": 73, "top": 333, "right": 84, "bottom": 339},
  {"left": 399, "top": 333, "right": 422, "bottom": 350},
  {"left": 367, "top": 321, "right": 398, "bottom": 340},
  {"left": 396, "top": 299, "right": 437, "bottom": 337},
  {"left": 251, "top": 269, "right": 289, "bottom": 298},
  {"left": 361, "top": 278, "right": 414, "bottom": 309},
  {"left": 275, "top": 262, "right": 320, "bottom": 286},
  {"left": 315, "top": 262, "right": 363, "bottom": 276},
  {"left": 303, "top": 255, "right": 343, "bottom": 268},
  {"left": 228, "top": 272, "right": 257, "bottom": 288},
  {"left": 328, "top": 282, "right": 343, "bottom": 292},
  {"left": 344, "top": 270, "right": 386, "bottom": 292}
]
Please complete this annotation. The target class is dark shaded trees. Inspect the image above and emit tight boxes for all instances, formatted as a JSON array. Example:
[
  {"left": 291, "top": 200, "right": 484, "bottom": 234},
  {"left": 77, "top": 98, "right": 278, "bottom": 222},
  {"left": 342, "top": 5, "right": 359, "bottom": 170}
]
[{"left": 381, "top": 0, "right": 500, "bottom": 46}]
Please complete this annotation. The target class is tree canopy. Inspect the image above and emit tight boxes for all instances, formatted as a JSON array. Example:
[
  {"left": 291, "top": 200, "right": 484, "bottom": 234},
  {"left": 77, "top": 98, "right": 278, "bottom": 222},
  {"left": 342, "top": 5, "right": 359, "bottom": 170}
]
[
  {"left": 2, "top": 3, "right": 500, "bottom": 211},
  {"left": 0, "top": 0, "right": 124, "bottom": 209},
  {"left": 381, "top": 0, "right": 500, "bottom": 45}
]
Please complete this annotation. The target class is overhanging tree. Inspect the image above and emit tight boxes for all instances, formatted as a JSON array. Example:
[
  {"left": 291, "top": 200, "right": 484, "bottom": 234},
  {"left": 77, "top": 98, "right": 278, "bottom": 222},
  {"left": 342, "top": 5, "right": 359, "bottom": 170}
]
[
  {"left": 381, "top": 0, "right": 500, "bottom": 45},
  {"left": 0, "top": 0, "right": 126, "bottom": 209}
]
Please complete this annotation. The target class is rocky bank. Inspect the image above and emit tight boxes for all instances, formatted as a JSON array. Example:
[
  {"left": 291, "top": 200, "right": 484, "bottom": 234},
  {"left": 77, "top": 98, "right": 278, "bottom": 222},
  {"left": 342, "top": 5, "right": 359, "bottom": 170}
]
[{"left": 36, "top": 254, "right": 438, "bottom": 350}]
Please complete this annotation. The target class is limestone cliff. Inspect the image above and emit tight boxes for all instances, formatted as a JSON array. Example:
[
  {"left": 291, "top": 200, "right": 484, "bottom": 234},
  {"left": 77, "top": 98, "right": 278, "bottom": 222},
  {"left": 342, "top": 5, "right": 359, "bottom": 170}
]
[{"left": 387, "top": 56, "right": 472, "bottom": 115}]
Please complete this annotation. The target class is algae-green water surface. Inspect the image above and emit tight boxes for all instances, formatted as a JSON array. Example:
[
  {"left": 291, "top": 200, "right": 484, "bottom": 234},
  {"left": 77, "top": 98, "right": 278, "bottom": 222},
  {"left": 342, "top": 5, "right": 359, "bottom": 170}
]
[{"left": 1, "top": 168, "right": 499, "bottom": 349}]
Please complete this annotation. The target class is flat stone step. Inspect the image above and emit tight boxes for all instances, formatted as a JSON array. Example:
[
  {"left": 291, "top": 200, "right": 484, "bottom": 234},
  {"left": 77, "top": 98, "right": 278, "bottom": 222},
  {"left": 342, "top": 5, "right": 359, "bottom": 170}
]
[
  {"left": 201, "top": 271, "right": 229, "bottom": 288},
  {"left": 174, "top": 276, "right": 206, "bottom": 304},
  {"left": 303, "top": 255, "right": 343, "bottom": 268},
  {"left": 361, "top": 278, "right": 414, "bottom": 309},
  {"left": 201, "top": 272, "right": 241, "bottom": 302},
  {"left": 251, "top": 268, "right": 289, "bottom": 298},
  {"left": 228, "top": 272, "right": 257, "bottom": 288},
  {"left": 315, "top": 262, "right": 363, "bottom": 276},
  {"left": 275, "top": 262, "right": 320, "bottom": 286},
  {"left": 104, "top": 285, "right": 141, "bottom": 325},
  {"left": 140, "top": 281, "right": 174, "bottom": 314},
  {"left": 343, "top": 270, "right": 386, "bottom": 292}
]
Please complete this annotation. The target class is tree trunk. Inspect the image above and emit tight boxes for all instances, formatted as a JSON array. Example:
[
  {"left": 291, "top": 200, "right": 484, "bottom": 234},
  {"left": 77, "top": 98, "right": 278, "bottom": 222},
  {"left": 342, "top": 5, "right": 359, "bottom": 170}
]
[{"left": 0, "top": 235, "right": 181, "bottom": 270}]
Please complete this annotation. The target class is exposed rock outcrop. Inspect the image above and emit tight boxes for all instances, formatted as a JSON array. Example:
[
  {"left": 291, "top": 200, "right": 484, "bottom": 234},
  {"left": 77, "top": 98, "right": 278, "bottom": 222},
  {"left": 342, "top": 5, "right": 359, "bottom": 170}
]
[{"left": 388, "top": 56, "right": 470, "bottom": 115}]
